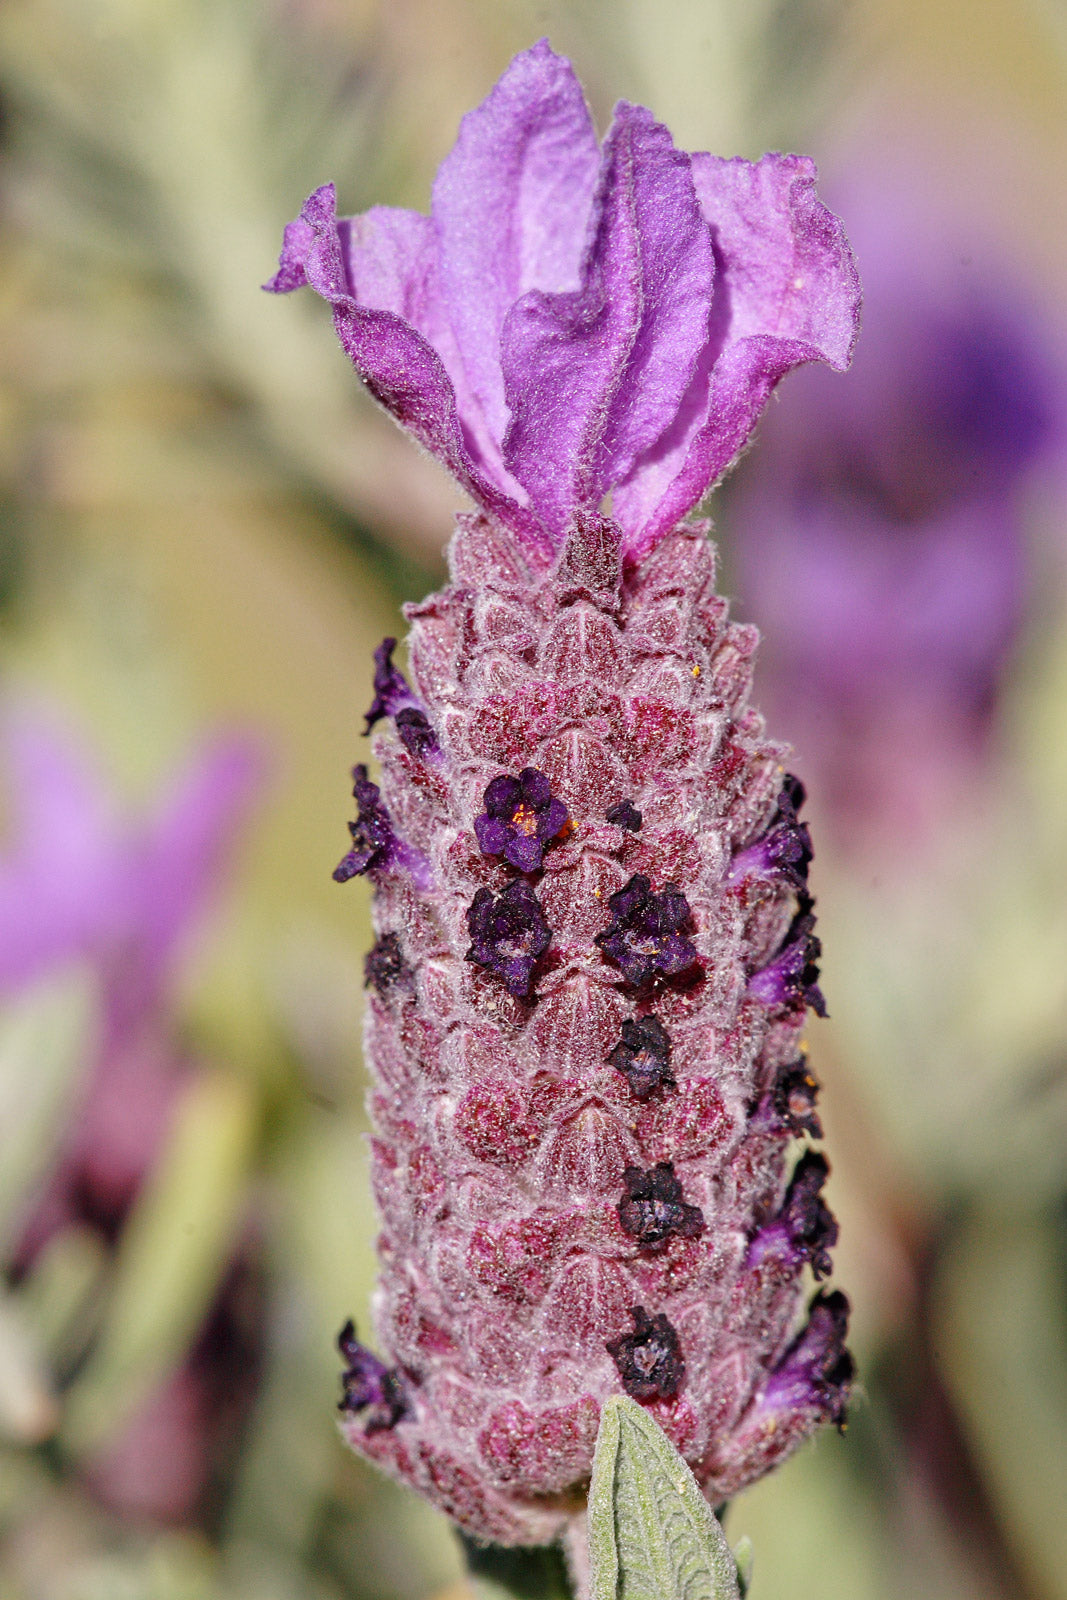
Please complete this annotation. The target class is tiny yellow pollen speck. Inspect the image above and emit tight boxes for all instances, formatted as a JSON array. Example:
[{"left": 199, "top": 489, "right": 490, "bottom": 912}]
[{"left": 691, "top": 664, "right": 701, "bottom": 677}]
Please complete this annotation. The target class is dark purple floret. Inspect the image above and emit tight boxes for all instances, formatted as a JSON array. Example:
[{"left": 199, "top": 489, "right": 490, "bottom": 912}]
[
  {"left": 465, "top": 880, "right": 552, "bottom": 999},
  {"left": 364, "top": 638, "right": 420, "bottom": 732},
  {"left": 394, "top": 707, "right": 438, "bottom": 758},
  {"left": 747, "top": 894, "right": 826, "bottom": 1016},
  {"left": 770, "top": 1056, "right": 823, "bottom": 1139},
  {"left": 333, "top": 765, "right": 432, "bottom": 888},
  {"left": 364, "top": 638, "right": 439, "bottom": 756},
  {"left": 474, "top": 768, "right": 569, "bottom": 872},
  {"left": 618, "top": 1163, "right": 705, "bottom": 1247},
  {"left": 606, "top": 799, "right": 643, "bottom": 832},
  {"left": 747, "top": 1151, "right": 838, "bottom": 1280},
  {"left": 608, "top": 1015, "right": 675, "bottom": 1099},
  {"left": 607, "top": 1306, "right": 685, "bottom": 1400},
  {"left": 729, "top": 772, "right": 813, "bottom": 890},
  {"left": 595, "top": 875, "right": 698, "bottom": 988},
  {"left": 761, "top": 1290, "right": 853, "bottom": 1430},
  {"left": 364, "top": 932, "right": 412, "bottom": 996},
  {"left": 333, "top": 766, "right": 398, "bottom": 882},
  {"left": 338, "top": 1319, "right": 407, "bottom": 1431}
]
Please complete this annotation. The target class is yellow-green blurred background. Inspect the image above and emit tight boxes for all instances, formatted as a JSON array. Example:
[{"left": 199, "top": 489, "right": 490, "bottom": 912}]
[{"left": 1, "top": 1, "right": 1066, "bottom": 1597}]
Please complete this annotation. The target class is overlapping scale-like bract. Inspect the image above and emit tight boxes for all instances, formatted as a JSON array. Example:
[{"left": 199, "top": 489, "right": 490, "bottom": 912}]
[{"left": 342, "top": 513, "right": 850, "bottom": 1543}]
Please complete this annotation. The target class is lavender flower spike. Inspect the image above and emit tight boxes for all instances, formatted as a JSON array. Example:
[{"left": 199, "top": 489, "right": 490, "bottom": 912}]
[{"left": 268, "top": 42, "right": 858, "bottom": 1548}]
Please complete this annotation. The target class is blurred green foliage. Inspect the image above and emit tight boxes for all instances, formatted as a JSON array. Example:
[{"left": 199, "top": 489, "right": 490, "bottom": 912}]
[{"left": 0, "top": 1, "right": 1065, "bottom": 1598}]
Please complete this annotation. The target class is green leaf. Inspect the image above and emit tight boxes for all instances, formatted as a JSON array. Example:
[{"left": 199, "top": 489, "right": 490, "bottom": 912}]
[
  {"left": 588, "top": 1396, "right": 741, "bottom": 1600},
  {"left": 731, "top": 1537, "right": 754, "bottom": 1597},
  {"left": 0, "top": 966, "right": 96, "bottom": 1253},
  {"left": 460, "top": 1535, "right": 573, "bottom": 1600},
  {"left": 60, "top": 1068, "right": 258, "bottom": 1457}
]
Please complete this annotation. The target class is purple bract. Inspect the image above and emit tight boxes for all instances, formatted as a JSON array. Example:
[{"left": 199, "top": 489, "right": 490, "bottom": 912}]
[
  {"left": 0, "top": 703, "right": 265, "bottom": 1521},
  {"left": 266, "top": 40, "right": 858, "bottom": 572},
  {"left": 267, "top": 39, "right": 858, "bottom": 1550}
]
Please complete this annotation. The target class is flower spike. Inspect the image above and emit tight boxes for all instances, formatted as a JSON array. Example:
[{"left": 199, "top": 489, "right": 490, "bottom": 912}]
[{"left": 270, "top": 41, "right": 855, "bottom": 1549}]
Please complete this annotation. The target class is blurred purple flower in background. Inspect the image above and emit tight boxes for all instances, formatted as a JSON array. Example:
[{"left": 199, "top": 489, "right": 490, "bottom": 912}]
[
  {"left": 1, "top": 704, "right": 264, "bottom": 1520},
  {"left": 2, "top": 705, "right": 260, "bottom": 1248},
  {"left": 725, "top": 164, "right": 1064, "bottom": 853}
]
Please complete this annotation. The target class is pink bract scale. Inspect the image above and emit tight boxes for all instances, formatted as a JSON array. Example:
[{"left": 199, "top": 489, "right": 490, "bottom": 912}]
[{"left": 266, "top": 40, "right": 860, "bottom": 1547}]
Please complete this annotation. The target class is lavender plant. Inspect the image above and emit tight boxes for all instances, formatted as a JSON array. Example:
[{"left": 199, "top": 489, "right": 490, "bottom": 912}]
[{"left": 267, "top": 39, "right": 860, "bottom": 1566}]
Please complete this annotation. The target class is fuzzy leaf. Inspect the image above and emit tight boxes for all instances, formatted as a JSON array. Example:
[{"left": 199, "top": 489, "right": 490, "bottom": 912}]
[
  {"left": 0, "top": 966, "right": 96, "bottom": 1254},
  {"left": 732, "top": 1537, "right": 754, "bottom": 1597},
  {"left": 588, "top": 1396, "right": 741, "bottom": 1600},
  {"left": 59, "top": 1068, "right": 258, "bottom": 1457}
]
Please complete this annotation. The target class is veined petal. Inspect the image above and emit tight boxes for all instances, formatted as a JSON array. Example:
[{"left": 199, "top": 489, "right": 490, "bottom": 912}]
[
  {"left": 501, "top": 105, "right": 715, "bottom": 543},
  {"left": 433, "top": 40, "right": 600, "bottom": 455},
  {"left": 614, "top": 153, "right": 861, "bottom": 560},
  {"left": 266, "top": 185, "right": 552, "bottom": 562}
]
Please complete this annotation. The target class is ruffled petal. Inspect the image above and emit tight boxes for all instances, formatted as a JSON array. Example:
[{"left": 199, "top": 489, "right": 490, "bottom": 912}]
[
  {"left": 614, "top": 153, "right": 861, "bottom": 560},
  {"left": 432, "top": 41, "right": 600, "bottom": 461},
  {"left": 266, "top": 185, "right": 552, "bottom": 562},
  {"left": 501, "top": 105, "right": 715, "bottom": 543}
]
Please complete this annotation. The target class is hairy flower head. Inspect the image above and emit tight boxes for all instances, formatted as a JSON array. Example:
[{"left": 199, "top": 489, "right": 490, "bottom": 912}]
[{"left": 267, "top": 41, "right": 860, "bottom": 1547}]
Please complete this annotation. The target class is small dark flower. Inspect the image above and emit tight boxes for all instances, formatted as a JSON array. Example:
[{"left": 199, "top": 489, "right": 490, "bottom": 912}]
[
  {"left": 364, "top": 638, "right": 417, "bottom": 731},
  {"left": 729, "top": 773, "right": 812, "bottom": 890},
  {"left": 465, "top": 880, "right": 552, "bottom": 999},
  {"left": 595, "top": 875, "right": 697, "bottom": 987},
  {"left": 748, "top": 894, "right": 826, "bottom": 1016},
  {"left": 747, "top": 1151, "right": 838, "bottom": 1280},
  {"left": 608, "top": 1016, "right": 675, "bottom": 1098},
  {"left": 607, "top": 1306, "right": 685, "bottom": 1400},
  {"left": 364, "top": 932, "right": 412, "bottom": 996},
  {"left": 333, "top": 766, "right": 396, "bottom": 881},
  {"left": 762, "top": 1289, "right": 853, "bottom": 1429},
  {"left": 618, "top": 1162, "right": 705, "bottom": 1247},
  {"left": 333, "top": 766, "right": 431, "bottom": 887},
  {"left": 338, "top": 1319, "right": 407, "bottom": 1431},
  {"left": 364, "top": 639, "right": 440, "bottom": 757},
  {"left": 605, "top": 799, "right": 643, "bottom": 832},
  {"left": 770, "top": 1056, "right": 823, "bottom": 1138},
  {"left": 394, "top": 707, "right": 438, "bottom": 758},
  {"left": 474, "top": 768, "right": 569, "bottom": 872}
]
